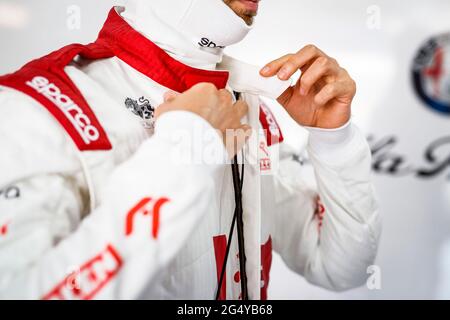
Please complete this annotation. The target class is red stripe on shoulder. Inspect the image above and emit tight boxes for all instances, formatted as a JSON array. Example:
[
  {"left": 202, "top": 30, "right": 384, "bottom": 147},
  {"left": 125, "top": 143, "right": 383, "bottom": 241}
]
[{"left": 0, "top": 44, "right": 112, "bottom": 151}]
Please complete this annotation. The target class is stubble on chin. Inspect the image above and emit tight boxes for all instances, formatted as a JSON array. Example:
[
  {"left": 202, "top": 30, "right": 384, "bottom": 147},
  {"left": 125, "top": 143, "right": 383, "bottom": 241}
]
[{"left": 223, "top": 0, "right": 256, "bottom": 26}]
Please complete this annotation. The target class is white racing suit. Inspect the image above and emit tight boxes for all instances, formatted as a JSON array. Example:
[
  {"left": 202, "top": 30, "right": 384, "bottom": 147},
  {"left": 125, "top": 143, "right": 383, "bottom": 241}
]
[{"left": 0, "top": 7, "right": 381, "bottom": 299}]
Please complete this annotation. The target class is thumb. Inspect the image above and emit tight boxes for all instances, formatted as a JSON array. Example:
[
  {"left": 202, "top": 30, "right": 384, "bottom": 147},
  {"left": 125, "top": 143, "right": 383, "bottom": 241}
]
[
  {"left": 240, "top": 124, "right": 253, "bottom": 141},
  {"left": 155, "top": 103, "right": 173, "bottom": 119}
]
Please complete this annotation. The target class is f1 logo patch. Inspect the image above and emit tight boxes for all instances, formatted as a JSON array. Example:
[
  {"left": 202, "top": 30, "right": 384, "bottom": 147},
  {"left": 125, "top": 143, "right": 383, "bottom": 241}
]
[{"left": 125, "top": 197, "right": 170, "bottom": 239}]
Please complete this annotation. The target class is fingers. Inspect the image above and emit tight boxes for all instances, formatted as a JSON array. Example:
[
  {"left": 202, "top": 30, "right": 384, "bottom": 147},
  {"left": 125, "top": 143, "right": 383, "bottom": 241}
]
[
  {"left": 218, "top": 89, "right": 233, "bottom": 105},
  {"left": 217, "top": 91, "right": 249, "bottom": 122},
  {"left": 260, "top": 45, "right": 326, "bottom": 80},
  {"left": 158, "top": 90, "right": 181, "bottom": 118},
  {"left": 239, "top": 124, "right": 253, "bottom": 146},
  {"left": 300, "top": 56, "right": 339, "bottom": 95},
  {"left": 157, "top": 85, "right": 252, "bottom": 156},
  {"left": 234, "top": 100, "right": 249, "bottom": 119},
  {"left": 314, "top": 81, "right": 348, "bottom": 106},
  {"left": 235, "top": 124, "right": 253, "bottom": 151},
  {"left": 260, "top": 54, "right": 293, "bottom": 77},
  {"left": 224, "top": 124, "right": 253, "bottom": 158},
  {"left": 239, "top": 123, "right": 252, "bottom": 133}
]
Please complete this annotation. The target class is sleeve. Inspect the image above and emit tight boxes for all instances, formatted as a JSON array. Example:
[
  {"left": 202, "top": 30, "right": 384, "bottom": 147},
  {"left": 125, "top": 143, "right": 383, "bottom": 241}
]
[
  {"left": 0, "top": 100, "right": 227, "bottom": 299},
  {"left": 269, "top": 121, "right": 381, "bottom": 291}
]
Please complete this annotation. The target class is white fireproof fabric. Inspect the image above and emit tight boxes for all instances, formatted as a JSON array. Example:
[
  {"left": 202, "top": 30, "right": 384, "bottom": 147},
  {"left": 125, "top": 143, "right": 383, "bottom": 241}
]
[{"left": 0, "top": 5, "right": 381, "bottom": 299}]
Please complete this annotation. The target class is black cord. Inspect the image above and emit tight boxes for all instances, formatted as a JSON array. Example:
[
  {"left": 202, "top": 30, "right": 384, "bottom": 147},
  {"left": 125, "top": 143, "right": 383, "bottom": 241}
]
[
  {"left": 232, "top": 156, "right": 248, "bottom": 300},
  {"left": 215, "top": 91, "right": 249, "bottom": 300},
  {"left": 215, "top": 160, "right": 244, "bottom": 300}
]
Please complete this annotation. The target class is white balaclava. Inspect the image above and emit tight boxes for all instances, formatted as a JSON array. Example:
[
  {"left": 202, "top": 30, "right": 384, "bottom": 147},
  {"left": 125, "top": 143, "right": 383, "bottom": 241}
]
[{"left": 122, "top": 0, "right": 252, "bottom": 69}]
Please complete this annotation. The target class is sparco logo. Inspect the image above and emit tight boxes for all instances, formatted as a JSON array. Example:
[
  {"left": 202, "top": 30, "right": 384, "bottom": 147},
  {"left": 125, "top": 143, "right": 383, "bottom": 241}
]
[
  {"left": 26, "top": 76, "right": 100, "bottom": 144},
  {"left": 198, "top": 38, "right": 225, "bottom": 49}
]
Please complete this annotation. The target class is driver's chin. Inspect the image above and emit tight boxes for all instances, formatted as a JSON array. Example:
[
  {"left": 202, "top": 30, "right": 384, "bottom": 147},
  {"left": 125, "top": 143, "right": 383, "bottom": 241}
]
[
  {"left": 223, "top": 0, "right": 258, "bottom": 26},
  {"left": 239, "top": 13, "right": 255, "bottom": 26}
]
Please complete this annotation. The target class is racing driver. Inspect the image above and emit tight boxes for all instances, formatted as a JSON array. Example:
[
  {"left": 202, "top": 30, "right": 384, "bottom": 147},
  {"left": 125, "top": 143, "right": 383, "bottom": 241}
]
[{"left": 0, "top": 0, "right": 381, "bottom": 299}]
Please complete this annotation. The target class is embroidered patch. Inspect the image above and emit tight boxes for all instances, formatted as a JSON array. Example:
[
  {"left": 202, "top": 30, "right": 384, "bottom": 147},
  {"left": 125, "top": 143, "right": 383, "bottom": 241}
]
[
  {"left": 124, "top": 96, "right": 155, "bottom": 130},
  {"left": 43, "top": 244, "right": 122, "bottom": 300}
]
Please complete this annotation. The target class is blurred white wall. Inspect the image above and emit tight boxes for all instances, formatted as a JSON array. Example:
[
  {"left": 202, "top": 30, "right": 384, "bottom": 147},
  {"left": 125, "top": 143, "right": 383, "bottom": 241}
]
[{"left": 1, "top": 0, "right": 450, "bottom": 299}]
